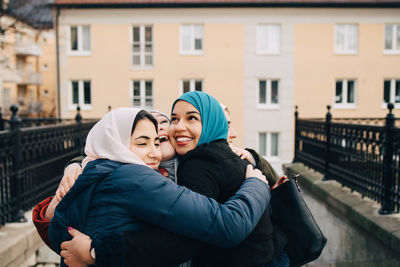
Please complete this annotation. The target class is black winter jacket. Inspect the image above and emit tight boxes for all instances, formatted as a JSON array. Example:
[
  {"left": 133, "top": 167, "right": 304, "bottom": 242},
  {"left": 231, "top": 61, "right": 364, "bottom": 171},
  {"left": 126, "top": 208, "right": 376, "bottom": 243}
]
[{"left": 178, "top": 140, "right": 287, "bottom": 267}]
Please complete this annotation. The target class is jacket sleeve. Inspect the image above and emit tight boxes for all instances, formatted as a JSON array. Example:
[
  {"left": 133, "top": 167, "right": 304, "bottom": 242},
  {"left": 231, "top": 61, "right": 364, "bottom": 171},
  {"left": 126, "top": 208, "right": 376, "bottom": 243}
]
[
  {"left": 114, "top": 164, "right": 270, "bottom": 248},
  {"left": 32, "top": 196, "right": 55, "bottom": 252},
  {"left": 246, "top": 148, "right": 279, "bottom": 185},
  {"left": 64, "top": 155, "right": 84, "bottom": 169}
]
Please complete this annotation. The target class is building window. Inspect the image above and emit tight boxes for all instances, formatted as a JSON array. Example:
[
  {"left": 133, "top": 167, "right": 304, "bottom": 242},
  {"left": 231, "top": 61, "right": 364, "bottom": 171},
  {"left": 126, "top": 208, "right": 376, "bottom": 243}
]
[
  {"left": 383, "top": 79, "right": 400, "bottom": 107},
  {"left": 132, "top": 25, "right": 153, "bottom": 67},
  {"left": 384, "top": 24, "right": 400, "bottom": 54},
  {"left": 259, "top": 132, "right": 279, "bottom": 158},
  {"left": 69, "top": 25, "right": 91, "bottom": 54},
  {"left": 335, "top": 24, "right": 358, "bottom": 54},
  {"left": 1, "top": 88, "right": 11, "bottom": 109},
  {"left": 131, "top": 80, "right": 153, "bottom": 109},
  {"left": 70, "top": 80, "right": 91, "bottom": 110},
  {"left": 181, "top": 79, "right": 202, "bottom": 94},
  {"left": 180, "top": 24, "right": 203, "bottom": 54},
  {"left": 257, "top": 79, "right": 279, "bottom": 108},
  {"left": 334, "top": 79, "right": 356, "bottom": 108},
  {"left": 257, "top": 24, "right": 281, "bottom": 54}
]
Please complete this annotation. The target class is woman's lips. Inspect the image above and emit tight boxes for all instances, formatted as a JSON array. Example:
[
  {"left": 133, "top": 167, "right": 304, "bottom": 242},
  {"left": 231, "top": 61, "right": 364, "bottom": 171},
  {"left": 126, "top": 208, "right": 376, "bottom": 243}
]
[
  {"left": 146, "top": 162, "right": 158, "bottom": 168},
  {"left": 159, "top": 135, "right": 169, "bottom": 143},
  {"left": 175, "top": 136, "right": 193, "bottom": 145}
]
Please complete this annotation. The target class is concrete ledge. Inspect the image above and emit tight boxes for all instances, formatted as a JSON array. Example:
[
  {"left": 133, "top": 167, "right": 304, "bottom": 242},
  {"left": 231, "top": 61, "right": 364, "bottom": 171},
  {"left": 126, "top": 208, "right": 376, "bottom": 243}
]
[
  {"left": 284, "top": 163, "right": 400, "bottom": 257},
  {"left": 0, "top": 210, "right": 44, "bottom": 267}
]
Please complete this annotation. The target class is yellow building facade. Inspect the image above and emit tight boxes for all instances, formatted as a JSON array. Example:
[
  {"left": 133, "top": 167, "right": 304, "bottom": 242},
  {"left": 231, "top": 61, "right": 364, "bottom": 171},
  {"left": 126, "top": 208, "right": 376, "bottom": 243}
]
[
  {"left": 54, "top": 1, "right": 400, "bottom": 169},
  {"left": 57, "top": 9, "right": 245, "bottom": 143},
  {"left": 294, "top": 14, "right": 400, "bottom": 118},
  {"left": 0, "top": 15, "right": 56, "bottom": 117}
]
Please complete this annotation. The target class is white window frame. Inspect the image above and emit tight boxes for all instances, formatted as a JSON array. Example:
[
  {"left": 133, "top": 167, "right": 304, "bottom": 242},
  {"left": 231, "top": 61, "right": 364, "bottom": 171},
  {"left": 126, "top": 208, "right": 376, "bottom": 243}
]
[
  {"left": 131, "top": 25, "right": 153, "bottom": 69},
  {"left": 68, "top": 80, "right": 92, "bottom": 111},
  {"left": 129, "top": 80, "right": 153, "bottom": 109},
  {"left": 67, "top": 25, "right": 91, "bottom": 56},
  {"left": 256, "top": 79, "right": 280, "bottom": 109},
  {"left": 258, "top": 132, "right": 280, "bottom": 159},
  {"left": 382, "top": 79, "right": 400, "bottom": 109},
  {"left": 334, "top": 24, "right": 358, "bottom": 55},
  {"left": 180, "top": 79, "right": 203, "bottom": 95},
  {"left": 333, "top": 79, "right": 357, "bottom": 109},
  {"left": 383, "top": 24, "right": 400, "bottom": 55},
  {"left": 256, "top": 24, "right": 281, "bottom": 55},
  {"left": 180, "top": 24, "right": 204, "bottom": 55}
]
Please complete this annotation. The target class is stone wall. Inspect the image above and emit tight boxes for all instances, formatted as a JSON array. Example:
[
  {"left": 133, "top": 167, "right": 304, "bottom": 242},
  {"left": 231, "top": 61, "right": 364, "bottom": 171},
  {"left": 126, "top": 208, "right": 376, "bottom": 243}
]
[
  {"left": 284, "top": 163, "right": 400, "bottom": 266},
  {"left": 0, "top": 210, "right": 59, "bottom": 267}
]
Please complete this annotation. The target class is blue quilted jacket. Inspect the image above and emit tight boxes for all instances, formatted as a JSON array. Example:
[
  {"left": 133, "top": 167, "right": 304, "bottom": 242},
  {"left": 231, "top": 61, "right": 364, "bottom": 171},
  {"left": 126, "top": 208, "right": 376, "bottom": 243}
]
[{"left": 49, "top": 159, "right": 270, "bottom": 258}]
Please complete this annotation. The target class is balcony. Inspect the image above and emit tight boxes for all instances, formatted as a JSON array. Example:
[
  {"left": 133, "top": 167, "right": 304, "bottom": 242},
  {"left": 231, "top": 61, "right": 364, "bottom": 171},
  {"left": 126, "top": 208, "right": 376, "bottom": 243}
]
[
  {"left": 14, "top": 42, "right": 42, "bottom": 57},
  {"left": 17, "top": 71, "right": 42, "bottom": 85},
  {"left": 0, "top": 66, "right": 20, "bottom": 83}
]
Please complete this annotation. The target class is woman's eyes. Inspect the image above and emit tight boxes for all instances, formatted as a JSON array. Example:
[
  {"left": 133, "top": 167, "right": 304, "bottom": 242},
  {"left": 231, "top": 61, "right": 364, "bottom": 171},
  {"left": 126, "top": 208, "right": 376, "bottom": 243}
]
[
  {"left": 188, "top": 115, "right": 199, "bottom": 121},
  {"left": 170, "top": 115, "right": 199, "bottom": 122}
]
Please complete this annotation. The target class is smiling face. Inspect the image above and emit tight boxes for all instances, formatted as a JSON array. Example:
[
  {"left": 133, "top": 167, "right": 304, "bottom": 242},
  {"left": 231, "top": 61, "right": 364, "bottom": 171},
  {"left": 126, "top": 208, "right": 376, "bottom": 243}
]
[
  {"left": 150, "top": 112, "right": 176, "bottom": 161},
  {"left": 129, "top": 118, "right": 162, "bottom": 169},
  {"left": 169, "top": 100, "right": 202, "bottom": 156}
]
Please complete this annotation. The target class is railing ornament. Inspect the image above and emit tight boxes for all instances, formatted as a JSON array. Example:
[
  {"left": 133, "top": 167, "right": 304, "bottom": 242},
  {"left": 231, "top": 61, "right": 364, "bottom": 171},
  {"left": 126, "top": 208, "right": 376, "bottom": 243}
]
[
  {"left": 326, "top": 105, "right": 332, "bottom": 122},
  {"left": 75, "top": 106, "right": 82, "bottom": 123},
  {"left": 10, "top": 104, "right": 19, "bottom": 119},
  {"left": 387, "top": 102, "right": 394, "bottom": 114}
]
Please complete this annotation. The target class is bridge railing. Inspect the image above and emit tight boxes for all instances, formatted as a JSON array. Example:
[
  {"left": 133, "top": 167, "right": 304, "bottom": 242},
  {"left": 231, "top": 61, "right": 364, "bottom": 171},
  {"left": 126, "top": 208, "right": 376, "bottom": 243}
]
[
  {"left": 294, "top": 103, "right": 399, "bottom": 214},
  {"left": 0, "top": 105, "right": 97, "bottom": 225}
]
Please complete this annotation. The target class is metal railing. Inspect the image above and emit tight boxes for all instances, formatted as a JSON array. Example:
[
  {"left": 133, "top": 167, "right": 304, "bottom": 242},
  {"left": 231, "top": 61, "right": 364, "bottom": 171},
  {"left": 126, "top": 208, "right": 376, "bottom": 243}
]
[
  {"left": 0, "top": 107, "right": 80, "bottom": 131},
  {"left": 0, "top": 106, "right": 97, "bottom": 225},
  {"left": 294, "top": 104, "right": 400, "bottom": 214}
]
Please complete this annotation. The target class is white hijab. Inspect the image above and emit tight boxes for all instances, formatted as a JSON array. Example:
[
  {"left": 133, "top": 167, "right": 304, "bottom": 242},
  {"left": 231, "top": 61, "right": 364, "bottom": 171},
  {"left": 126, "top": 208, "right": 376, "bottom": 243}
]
[{"left": 82, "top": 107, "right": 147, "bottom": 168}]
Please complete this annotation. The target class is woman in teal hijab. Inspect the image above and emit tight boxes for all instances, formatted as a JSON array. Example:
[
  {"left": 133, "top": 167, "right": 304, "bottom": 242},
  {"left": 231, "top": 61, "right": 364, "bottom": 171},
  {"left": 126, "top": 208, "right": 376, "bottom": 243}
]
[
  {"left": 171, "top": 91, "right": 228, "bottom": 146},
  {"left": 169, "top": 91, "right": 230, "bottom": 156},
  {"left": 169, "top": 91, "right": 289, "bottom": 267}
]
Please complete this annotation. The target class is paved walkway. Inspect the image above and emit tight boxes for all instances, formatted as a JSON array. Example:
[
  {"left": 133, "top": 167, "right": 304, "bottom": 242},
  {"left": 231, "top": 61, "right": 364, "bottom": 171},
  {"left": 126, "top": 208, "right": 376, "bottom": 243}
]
[{"left": 0, "top": 210, "right": 59, "bottom": 267}]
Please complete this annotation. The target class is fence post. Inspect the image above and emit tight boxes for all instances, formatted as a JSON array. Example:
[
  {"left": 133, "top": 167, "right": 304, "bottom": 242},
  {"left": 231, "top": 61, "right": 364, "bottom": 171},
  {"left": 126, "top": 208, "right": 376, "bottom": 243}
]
[
  {"left": 379, "top": 103, "right": 395, "bottom": 215},
  {"left": 293, "top": 106, "right": 299, "bottom": 162},
  {"left": 9, "top": 105, "right": 27, "bottom": 222},
  {"left": 323, "top": 105, "right": 332, "bottom": 181},
  {"left": 75, "top": 106, "right": 83, "bottom": 155},
  {"left": 0, "top": 107, "right": 4, "bottom": 131}
]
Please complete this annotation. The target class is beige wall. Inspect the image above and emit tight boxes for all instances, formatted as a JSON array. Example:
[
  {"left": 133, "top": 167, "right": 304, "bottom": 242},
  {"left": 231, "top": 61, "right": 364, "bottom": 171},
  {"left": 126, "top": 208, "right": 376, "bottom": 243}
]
[
  {"left": 0, "top": 17, "right": 51, "bottom": 117},
  {"left": 39, "top": 31, "right": 57, "bottom": 117},
  {"left": 294, "top": 23, "right": 400, "bottom": 119},
  {"left": 63, "top": 23, "right": 245, "bottom": 145}
]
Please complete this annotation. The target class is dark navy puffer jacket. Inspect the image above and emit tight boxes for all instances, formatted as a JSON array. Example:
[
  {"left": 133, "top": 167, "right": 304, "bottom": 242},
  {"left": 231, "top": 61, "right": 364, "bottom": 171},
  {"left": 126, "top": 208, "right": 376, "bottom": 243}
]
[{"left": 48, "top": 159, "right": 270, "bottom": 260}]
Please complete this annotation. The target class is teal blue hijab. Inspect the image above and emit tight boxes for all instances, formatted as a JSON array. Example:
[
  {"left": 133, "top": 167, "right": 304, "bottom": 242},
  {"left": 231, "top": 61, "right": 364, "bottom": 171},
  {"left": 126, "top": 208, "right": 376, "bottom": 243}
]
[{"left": 171, "top": 91, "right": 228, "bottom": 146}]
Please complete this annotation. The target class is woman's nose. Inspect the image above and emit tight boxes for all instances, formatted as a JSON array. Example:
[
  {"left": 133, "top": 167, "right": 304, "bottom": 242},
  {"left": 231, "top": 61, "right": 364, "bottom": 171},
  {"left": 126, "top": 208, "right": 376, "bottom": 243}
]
[
  {"left": 174, "top": 119, "right": 186, "bottom": 131},
  {"left": 229, "top": 126, "right": 238, "bottom": 140},
  {"left": 149, "top": 145, "right": 160, "bottom": 158}
]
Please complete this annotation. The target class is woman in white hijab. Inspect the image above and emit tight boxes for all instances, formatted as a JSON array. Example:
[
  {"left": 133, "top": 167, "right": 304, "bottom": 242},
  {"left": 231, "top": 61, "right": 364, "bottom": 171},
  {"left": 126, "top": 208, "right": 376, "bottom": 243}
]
[{"left": 46, "top": 107, "right": 270, "bottom": 267}]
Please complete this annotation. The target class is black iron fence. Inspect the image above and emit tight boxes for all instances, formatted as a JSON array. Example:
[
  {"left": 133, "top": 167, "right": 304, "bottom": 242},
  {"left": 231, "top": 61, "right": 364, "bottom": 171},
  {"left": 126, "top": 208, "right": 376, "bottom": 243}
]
[
  {"left": 0, "top": 106, "right": 97, "bottom": 225},
  {"left": 0, "top": 107, "right": 79, "bottom": 131},
  {"left": 294, "top": 103, "right": 400, "bottom": 214}
]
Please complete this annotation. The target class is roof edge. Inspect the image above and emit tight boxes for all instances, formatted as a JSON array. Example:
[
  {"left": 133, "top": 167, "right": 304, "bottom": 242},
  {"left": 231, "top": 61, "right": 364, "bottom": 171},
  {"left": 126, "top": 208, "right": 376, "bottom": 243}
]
[{"left": 53, "top": 2, "right": 400, "bottom": 9}]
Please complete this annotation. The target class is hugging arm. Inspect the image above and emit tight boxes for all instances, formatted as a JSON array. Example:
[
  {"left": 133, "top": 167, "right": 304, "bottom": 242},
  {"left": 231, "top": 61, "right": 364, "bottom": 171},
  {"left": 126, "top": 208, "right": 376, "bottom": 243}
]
[
  {"left": 115, "top": 164, "right": 269, "bottom": 247},
  {"left": 246, "top": 148, "right": 279, "bottom": 185}
]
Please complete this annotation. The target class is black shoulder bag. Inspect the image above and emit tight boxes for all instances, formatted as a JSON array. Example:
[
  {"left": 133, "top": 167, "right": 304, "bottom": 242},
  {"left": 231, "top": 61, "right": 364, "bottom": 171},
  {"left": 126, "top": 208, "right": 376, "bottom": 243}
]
[{"left": 270, "top": 174, "right": 327, "bottom": 267}]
